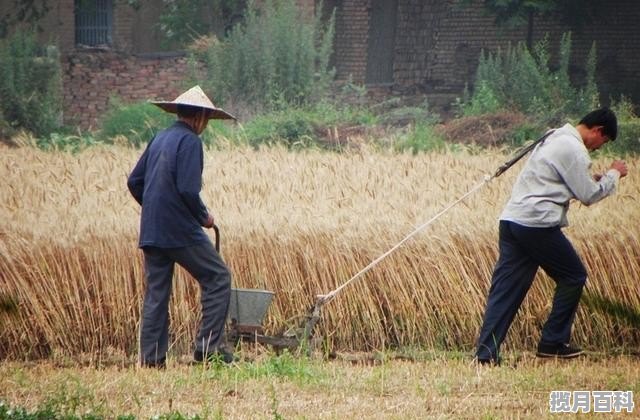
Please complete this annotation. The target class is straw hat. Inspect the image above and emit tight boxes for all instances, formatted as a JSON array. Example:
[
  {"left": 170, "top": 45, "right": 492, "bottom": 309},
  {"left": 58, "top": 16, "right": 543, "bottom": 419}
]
[{"left": 150, "top": 85, "right": 236, "bottom": 120}]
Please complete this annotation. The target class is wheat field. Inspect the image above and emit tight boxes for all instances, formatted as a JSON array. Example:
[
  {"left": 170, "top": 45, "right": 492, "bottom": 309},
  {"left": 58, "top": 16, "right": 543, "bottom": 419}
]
[{"left": 1, "top": 144, "right": 638, "bottom": 360}]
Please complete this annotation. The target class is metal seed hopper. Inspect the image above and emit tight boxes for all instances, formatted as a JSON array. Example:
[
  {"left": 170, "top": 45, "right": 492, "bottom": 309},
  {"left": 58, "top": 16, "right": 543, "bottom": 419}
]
[{"left": 213, "top": 226, "right": 321, "bottom": 352}]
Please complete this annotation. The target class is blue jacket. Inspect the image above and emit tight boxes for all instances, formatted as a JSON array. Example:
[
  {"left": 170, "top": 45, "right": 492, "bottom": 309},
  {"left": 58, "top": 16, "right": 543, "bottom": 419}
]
[{"left": 127, "top": 121, "right": 210, "bottom": 248}]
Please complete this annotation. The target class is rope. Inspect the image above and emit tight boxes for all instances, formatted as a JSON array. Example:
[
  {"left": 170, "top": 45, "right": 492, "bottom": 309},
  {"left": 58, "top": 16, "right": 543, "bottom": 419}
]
[{"left": 317, "top": 173, "right": 494, "bottom": 306}]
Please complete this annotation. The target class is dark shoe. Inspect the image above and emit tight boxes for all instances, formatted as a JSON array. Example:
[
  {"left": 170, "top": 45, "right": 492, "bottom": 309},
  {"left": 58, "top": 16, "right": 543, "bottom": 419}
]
[
  {"left": 536, "top": 342, "right": 583, "bottom": 359},
  {"left": 477, "top": 357, "right": 500, "bottom": 366},
  {"left": 194, "top": 348, "right": 235, "bottom": 364},
  {"left": 141, "top": 358, "right": 166, "bottom": 369}
]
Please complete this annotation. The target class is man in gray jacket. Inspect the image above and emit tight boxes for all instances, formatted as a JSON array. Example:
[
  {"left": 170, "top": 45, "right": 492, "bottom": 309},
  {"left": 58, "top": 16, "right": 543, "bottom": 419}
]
[{"left": 476, "top": 108, "right": 628, "bottom": 365}]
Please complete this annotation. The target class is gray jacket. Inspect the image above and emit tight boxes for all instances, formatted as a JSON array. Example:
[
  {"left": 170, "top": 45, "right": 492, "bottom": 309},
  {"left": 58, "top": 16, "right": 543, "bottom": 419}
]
[{"left": 500, "top": 123, "right": 620, "bottom": 228}]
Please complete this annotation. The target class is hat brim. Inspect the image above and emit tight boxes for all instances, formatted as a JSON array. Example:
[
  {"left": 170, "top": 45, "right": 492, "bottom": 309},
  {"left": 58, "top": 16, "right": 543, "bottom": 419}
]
[{"left": 151, "top": 101, "right": 236, "bottom": 120}]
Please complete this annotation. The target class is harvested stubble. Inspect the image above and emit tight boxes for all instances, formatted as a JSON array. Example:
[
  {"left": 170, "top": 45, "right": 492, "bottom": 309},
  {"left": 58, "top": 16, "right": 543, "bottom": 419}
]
[{"left": 1, "top": 144, "right": 638, "bottom": 359}]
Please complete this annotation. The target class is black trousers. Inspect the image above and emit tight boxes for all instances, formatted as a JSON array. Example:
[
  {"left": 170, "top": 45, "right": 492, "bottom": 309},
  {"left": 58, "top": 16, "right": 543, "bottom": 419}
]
[
  {"left": 476, "top": 221, "right": 587, "bottom": 361},
  {"left": 140, "top": 239, "right": 231, "bottom": 364}
]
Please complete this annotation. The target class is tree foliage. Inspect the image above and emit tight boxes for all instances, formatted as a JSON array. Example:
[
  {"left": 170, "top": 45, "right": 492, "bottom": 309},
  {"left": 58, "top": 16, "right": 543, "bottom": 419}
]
[{"left": 0, "top": 0, "right": 50, "bottom": 37}]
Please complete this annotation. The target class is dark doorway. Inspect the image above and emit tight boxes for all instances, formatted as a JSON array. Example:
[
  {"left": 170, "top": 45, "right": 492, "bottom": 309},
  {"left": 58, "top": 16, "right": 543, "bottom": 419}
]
[{"left": 366, "top": 0, "right": 398, "bottom": 85}]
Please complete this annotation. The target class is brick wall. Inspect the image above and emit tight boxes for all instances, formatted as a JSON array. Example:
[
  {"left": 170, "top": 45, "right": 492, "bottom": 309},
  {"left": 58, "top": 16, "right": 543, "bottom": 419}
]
[
  {"left": 113, "top": 3, "right": 134, "bottom": 52},
  {"left": 410, "top": 0, "right": 640, "bottom": 100},
  {"left": 62, "top": 51, "right": 189, "bottom": 130},
  {"left": 332, "top": 0, "right": 371, "bottom": 84},
  {"left": 333, "top": 0, "right": 640, "bottom": 107},
  {"left": 47, "top": 0, "right": 75, "bottom": 50}
]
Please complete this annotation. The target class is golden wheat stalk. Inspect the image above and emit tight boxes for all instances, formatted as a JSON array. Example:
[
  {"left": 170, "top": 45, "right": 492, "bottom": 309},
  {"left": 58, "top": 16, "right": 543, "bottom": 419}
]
[{"left": 1, "top": 144, "right": 638, "bottom": 358}]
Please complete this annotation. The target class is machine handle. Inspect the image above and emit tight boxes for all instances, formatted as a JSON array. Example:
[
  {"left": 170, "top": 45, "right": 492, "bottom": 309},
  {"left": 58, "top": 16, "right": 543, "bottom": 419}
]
[{"left": 213, "top": 224, "right": 220, "bottom": 252}]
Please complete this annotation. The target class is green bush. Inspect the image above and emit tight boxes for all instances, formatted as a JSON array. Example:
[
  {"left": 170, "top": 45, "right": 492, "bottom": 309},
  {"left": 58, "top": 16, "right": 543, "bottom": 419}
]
[
  {"left": 99, "top": 99, "right": 241, "bottom": 148},
  {"left": 508, "top": 122, "right": 543, "bottom": 147},
  {"left": 240, "top": 107, "right": 318, "bottom": 147},
  {"left": 394, "top": 123, "right": 447, "bottom": 154},
  {"left": 461, "top": 81, "right": 501, "bottom": 116},
  {"left": 36, "top": 133, "right": 105, "bottom": 153},
  {"left": 238, "top": 101, "right": 377, "bottom": 148},
  {"left": 374, "top": 99, "right": 440, "bottom": 127},
  {"left": 201, "top": 119, "right": 239, "bottom": 147},
  {"left": 462, "top": 33, "right": 600, "bottom": 125},
  {"left": 0, "top": 29, "right": 62, "bottom": 138},
  {"left": 97, "top": 98, "right": 377, "bottom": 150},
  {"left": 0, "top": 108, "right": 11, "bottom": 139},
  {"left": 192, "top": 0, "right": 335, "bottom": 110},
  {"left": 314, "top": 100, "right": 378, "bottom": 127},
  {"left": 608, "top": 96, "right": 640, "bottom": 155},
  {"left": 0, "top": 401, "right": 58, "bottom": 419},
  {"left": 99, "top": 100, "right": 174, "bottom": 147}
]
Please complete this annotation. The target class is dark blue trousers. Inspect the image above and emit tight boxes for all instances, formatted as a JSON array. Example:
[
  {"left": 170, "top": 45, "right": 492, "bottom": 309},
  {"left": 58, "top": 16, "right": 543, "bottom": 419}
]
[
  {"left": 140, "top": 239, "right": 231, "bottom": 365},
  {"left": 476, "top": 221, "right": 587, "bottom": 361}
]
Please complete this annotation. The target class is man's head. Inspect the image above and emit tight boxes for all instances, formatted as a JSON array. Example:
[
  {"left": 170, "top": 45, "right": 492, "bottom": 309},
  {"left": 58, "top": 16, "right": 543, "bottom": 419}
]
[
  {"left": 177, "top": 104, "right": 210, "bottom": 134},
  {"left": 577, "top": 107, "right": 617, "bottom": 151}
]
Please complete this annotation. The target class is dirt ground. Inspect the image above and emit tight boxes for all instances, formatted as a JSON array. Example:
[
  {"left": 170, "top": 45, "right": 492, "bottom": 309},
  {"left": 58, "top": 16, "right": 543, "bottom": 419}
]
[
  {"left": 435, "top": 111, "right": 529, "bottom": 146},
  {"left": 313, "top": 111, "right": 530, "bottom": 149},
  {"left": 1, "top": 354, "right": 638, "bottom": 419}
]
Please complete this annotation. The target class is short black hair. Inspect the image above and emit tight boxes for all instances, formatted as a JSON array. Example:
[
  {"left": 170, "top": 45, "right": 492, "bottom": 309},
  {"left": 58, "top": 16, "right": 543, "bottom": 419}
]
[
  {"left": 579, "top": 107, "right": 617, "bottom": 141},
  {"left": 177, "top": 104, "right": 206, "bottom": 118}
]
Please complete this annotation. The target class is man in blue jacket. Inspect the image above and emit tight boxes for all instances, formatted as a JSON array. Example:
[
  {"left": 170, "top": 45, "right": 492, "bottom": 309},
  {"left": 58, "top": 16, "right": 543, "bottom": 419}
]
[
  {"left": 128, "top": 86, "right": 236, "bottom": 368},
  {"left": 476, "top": 108, "right": 628, "bottom": 366}
]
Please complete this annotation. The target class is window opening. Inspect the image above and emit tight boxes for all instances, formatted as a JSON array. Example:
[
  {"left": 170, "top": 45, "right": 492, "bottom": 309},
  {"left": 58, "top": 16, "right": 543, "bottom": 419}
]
[{"left": 75, "top": 0, "right": 113, "bottom": 47}]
